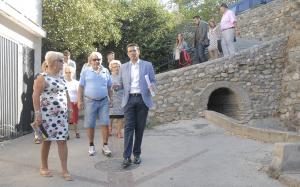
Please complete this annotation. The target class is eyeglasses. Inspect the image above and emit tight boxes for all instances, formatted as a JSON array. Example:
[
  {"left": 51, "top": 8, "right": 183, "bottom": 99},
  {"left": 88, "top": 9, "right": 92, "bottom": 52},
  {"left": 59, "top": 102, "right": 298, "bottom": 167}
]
[
  {"left": 65, "top": 72, "right": 71, "bottom": 74},
  {"left": 92, "top": 58, "right": 101, "bottom": 61}
]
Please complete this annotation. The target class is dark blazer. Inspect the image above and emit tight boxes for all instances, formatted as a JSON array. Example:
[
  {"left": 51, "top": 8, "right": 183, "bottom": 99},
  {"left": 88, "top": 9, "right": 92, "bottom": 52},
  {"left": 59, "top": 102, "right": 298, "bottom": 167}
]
[{"left": 194, "top": 21, "right": 209, "bottom": 46}]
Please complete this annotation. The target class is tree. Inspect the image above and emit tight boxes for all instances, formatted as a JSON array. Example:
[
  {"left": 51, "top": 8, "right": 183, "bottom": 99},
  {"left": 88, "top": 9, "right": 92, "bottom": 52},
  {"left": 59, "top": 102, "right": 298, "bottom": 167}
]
[
  {"left": 42, "top": 0, "right": 177, "bottom": 72},
  {"left": 42, "top": 0, "right": 122, "bottom": 59},
  {"left": 106, "top": 1, "right": 177, "bottom": 68},
  {"left": 169, "top": 0, "right": 236, "bottom": 21}
]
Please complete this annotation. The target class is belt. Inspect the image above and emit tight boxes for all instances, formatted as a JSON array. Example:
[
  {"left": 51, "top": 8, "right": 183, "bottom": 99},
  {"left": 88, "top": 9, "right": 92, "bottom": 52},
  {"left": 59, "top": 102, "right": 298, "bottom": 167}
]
[
  {"left": 84, "top": 95, "right": 107, "bottom": 101},
  {"left": 222, "top": 27, "right": 235, "bottom": 31},
  {"left": 129, "top": 93, "right": 141, "bottom": 97}
]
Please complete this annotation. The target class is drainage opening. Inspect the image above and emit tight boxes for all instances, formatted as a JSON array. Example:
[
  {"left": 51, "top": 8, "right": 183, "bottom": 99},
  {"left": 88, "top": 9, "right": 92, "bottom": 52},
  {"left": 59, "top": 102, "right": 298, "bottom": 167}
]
[{"left": 207, "top": 88, "right": 240, "bottom": 119}]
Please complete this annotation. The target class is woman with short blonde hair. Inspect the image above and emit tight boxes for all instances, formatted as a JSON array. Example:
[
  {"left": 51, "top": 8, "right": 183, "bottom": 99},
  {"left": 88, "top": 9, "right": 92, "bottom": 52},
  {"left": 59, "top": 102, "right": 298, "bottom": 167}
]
[
  {"left": 109, "top": 60, "right": 121, "bottom": 70},
  {"left": 108, "top": 60, "right": 124, "bottom": 138},
  {"left": 64, "top": 66, "right": 80, "bottom": 138},
  {"left": 32, "top": 51, "right": 73, "bottom": 181}
]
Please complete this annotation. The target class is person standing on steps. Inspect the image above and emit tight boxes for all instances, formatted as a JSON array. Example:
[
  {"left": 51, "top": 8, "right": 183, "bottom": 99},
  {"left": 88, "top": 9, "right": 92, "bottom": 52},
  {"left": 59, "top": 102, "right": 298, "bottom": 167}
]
[
  {"left": 220, "top": 3, "right": 240, "bottom": 56},
  {"left": 193, "top": 15, "right": 209, "bottom": 64}
]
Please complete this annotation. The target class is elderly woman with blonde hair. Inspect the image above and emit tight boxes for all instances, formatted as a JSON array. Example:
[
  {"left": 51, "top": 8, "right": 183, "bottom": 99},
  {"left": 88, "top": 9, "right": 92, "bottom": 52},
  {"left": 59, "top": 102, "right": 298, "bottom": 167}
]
[
  {"left": 32, "top": 51, "right": 73, "bottom": 181},
  {"left": 109, "top": 60, "right": 124, "bottom": 138},
  {"left": 64, "top": 66, "right": 80, "bottom": 138}
]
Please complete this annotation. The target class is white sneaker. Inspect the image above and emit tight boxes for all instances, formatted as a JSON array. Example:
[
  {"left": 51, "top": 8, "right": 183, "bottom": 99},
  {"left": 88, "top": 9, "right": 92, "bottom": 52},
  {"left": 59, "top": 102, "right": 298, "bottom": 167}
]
[
  {"left": 88, "top": 146, "right": 96, "bottom": 156},
  {"left": 102, "top": 145, "right": 112, "bottom": 156}
]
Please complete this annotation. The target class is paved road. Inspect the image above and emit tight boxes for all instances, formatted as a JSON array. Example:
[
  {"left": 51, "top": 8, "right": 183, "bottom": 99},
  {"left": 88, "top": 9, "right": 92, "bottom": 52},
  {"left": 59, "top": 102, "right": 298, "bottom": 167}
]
[{"left": 0, "top": 118, "right": 283, "bottom": 187}]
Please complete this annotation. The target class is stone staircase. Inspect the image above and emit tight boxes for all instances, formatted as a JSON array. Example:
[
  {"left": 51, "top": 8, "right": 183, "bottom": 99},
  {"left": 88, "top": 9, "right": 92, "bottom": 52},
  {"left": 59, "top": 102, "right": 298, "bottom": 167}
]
[{"left": 234, "top": 37, "right": 262, "bottom": 52}]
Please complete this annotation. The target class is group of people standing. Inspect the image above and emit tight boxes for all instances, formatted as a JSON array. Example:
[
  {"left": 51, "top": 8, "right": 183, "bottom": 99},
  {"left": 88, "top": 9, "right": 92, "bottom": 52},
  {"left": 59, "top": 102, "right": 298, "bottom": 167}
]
[
  {"left": 32, "top": 43, "right": 156, "bottom": 181},
  {"left": 173, "top": 3, "right": 240, "bottom": 66}
]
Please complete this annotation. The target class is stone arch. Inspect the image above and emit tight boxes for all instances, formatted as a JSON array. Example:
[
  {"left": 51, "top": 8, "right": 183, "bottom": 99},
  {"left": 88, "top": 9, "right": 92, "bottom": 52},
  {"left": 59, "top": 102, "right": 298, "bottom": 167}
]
[{"left": 198, "top": 81, "right": 253, "bottom": 122}]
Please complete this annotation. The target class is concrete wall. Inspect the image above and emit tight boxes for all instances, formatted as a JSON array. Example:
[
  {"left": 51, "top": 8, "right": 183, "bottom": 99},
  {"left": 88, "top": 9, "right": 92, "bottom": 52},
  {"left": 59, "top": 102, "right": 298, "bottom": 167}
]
[
  {"left": 4, "top": 0, "right": 43, "bottom": 26},
  {"left": 149, "top": 37, "right": 288, "bottom": 125},
  {"left": 0, "top": 0, "right": 44, "bottom": 72},
  {"left": 238, "top": 0, "right": 300, "bottom": 41},
  {"left": 0, "top": 0, "right": 44, "bottom": 135}
]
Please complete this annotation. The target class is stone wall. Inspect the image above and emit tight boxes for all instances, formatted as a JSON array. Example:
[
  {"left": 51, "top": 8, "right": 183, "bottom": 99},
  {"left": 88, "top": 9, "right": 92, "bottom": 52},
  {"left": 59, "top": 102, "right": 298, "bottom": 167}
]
[
  {"left": 238, "top": 0, "right": 300, "bottom": 41},
  {"left": 149, "top": 37, "right": 288, "bottom": 124},
  {"left": 279, "top": 32, "right": 300, "bottom": 131}
]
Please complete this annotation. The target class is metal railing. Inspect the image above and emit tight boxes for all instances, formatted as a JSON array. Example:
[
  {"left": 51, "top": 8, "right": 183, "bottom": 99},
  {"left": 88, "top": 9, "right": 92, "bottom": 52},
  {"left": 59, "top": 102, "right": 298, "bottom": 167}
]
[
  {"left": 229, "top": 0, "right": 274, "bottom": 15},
  {"left": 0, "top": 35, "right": 19, "bottom": 139}
]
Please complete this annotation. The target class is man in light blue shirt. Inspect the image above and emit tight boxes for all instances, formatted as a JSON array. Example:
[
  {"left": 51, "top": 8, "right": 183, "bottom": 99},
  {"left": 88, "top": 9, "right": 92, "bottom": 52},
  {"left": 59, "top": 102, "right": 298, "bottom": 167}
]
[{"left": 78, "top": 52, "right": 113, "bottom": 157}]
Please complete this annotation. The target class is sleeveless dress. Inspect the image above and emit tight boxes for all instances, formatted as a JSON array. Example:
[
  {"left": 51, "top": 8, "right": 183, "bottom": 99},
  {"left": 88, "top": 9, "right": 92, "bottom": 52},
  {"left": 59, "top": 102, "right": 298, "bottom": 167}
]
[
  {"left": 109, "top": 74, "right": 124, "bottom": 117},
  {"left": 40, "top": 74, "right": 69, "bottom": 141}
]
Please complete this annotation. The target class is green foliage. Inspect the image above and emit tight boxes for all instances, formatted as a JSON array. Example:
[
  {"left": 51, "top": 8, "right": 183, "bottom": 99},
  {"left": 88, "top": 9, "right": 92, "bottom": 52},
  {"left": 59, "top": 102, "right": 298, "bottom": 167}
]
[
  {"left": 170, "top": 0, "right": 237, "bottom": 22},
  {"left": 42, "top": 0, "right": 122, "bottom": 58},
  {"left": 104, "top": 0, "right": 177, "bottom": 67},
  {"left": 42, "top": 0, "right": 177, "bottom": 71},
  {"left": 42, "top": 0, "right": 240, "bottom": 72}
]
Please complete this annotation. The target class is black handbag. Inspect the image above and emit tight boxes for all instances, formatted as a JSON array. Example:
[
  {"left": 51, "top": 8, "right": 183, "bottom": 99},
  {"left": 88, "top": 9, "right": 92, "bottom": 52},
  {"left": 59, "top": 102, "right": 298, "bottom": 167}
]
[{"left": 217, "top": 39, "right": 222, "bottom": 53}]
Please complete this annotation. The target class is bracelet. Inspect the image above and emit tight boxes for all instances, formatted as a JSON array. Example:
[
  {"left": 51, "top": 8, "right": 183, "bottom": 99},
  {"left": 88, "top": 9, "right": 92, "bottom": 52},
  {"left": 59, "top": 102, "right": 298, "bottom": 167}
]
[{"left": 34, "top": 111, "right": 41, "bottom": 115}]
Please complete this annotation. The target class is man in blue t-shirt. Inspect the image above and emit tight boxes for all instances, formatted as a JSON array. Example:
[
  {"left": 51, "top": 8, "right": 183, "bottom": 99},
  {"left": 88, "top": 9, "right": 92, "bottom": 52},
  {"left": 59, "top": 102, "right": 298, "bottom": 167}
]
[{"left": 78, "top": 52, "right": 113, "bottom": 157}]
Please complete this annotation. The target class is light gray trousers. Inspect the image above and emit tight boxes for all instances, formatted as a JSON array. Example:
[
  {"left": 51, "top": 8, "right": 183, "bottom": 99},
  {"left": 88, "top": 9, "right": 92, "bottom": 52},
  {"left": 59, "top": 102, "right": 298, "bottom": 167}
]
[{"left": 221, "top": 28, "right": 235, "bottom": 56}]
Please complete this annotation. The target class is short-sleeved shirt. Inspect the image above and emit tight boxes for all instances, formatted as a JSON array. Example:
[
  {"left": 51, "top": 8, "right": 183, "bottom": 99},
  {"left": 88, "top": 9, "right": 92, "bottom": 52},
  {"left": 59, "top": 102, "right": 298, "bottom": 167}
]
[
  {"left": 66, "top": 79, "right": 79, "bottom": 102},
  {"left": 79, "top": 66, "right": 112, "bottom": 99},
  {"left": 220, "top": 9, "right": 237, "bottom": 31}
]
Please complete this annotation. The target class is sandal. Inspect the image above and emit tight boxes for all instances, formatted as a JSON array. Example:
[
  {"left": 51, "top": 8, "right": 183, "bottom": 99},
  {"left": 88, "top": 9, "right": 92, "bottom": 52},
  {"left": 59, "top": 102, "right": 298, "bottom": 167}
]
[
  {"left": 40, "top": 169, "right": 53, "bottom": 177},
  {"left": 34, "top": 138, "right": 41, "bottom": 144},
  {"left": 62, "top": 173, "right": 73, "bottom": 181},
  {"left": 75, "top": 133, "right": 80, "bottom": 138}
]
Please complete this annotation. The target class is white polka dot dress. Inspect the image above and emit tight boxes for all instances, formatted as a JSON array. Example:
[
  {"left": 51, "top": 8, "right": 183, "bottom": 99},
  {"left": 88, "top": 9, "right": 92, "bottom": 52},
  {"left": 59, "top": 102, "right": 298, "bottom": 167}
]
[{"left": 40, "top": 74, "right": 69, "bottom": 141}]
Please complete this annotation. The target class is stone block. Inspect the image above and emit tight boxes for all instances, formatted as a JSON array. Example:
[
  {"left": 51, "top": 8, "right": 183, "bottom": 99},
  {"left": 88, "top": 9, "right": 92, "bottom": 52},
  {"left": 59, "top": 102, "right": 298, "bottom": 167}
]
[{"left": 270, "top": 143, "right": 300, "bottom": 173}]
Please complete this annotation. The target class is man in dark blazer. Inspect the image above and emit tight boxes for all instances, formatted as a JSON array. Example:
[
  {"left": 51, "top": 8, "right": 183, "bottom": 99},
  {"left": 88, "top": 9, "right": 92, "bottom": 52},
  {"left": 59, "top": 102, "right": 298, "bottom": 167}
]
[
  {"left": 117, "top": 43, "right": 156, "bottom": 168},
  {"left": 193, "top": 15, "right": 209, "bottom": 63}
]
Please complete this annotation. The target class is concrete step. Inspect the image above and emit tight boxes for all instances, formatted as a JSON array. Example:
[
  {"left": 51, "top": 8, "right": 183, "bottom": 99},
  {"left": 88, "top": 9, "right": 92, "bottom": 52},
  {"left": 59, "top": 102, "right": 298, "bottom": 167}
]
[
  {"left": 234, "top": 37, "right": 262, "bottom": 52},
  {"left": 204, "top": 110, "right": 300, "bottom": 143},
  {"left": 278, "top": 173, "right": 300, "bottom": 187}
]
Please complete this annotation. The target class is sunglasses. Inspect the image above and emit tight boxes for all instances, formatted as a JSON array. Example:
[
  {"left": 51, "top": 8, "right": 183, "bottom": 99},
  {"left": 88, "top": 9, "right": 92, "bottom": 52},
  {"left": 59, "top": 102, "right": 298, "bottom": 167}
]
[{"left": 92, "top": 58, "right": 101, "bottom": 61}]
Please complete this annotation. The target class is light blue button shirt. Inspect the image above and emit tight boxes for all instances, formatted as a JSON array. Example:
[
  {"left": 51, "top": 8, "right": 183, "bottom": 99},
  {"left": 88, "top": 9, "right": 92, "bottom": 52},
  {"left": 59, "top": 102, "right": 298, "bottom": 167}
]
[{"left": 79, "top": 66, "right": 112, "bottom": 99}]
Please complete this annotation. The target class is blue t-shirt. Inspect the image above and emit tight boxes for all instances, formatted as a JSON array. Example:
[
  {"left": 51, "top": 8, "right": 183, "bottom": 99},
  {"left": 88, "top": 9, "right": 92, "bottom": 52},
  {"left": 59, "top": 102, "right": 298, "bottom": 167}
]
[{"left": 79, "top": 66, "right": 112, "bottom": 99}]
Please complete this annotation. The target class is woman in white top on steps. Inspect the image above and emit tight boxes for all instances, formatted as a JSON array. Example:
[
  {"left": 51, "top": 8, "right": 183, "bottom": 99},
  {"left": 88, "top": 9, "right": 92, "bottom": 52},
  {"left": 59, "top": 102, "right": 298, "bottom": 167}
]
[
  {"left": 208, "top": 19, "right": 221, "bottom": 60},
  {"left": 64, "top": 66, "right": 80, "bottom": 138}
]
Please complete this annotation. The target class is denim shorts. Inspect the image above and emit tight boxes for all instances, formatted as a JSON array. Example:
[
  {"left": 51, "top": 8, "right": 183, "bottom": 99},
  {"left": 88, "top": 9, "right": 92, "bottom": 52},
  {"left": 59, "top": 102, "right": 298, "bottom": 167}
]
[{"left": 84, "top": 97, "right": 109, "bottom": 128}]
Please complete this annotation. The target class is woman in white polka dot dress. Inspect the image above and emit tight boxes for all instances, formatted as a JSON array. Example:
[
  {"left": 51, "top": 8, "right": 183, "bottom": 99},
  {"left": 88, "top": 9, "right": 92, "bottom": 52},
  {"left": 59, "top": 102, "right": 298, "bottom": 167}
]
[{"left": 32, "top": 51, "right": 73, "bottom": 181}]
